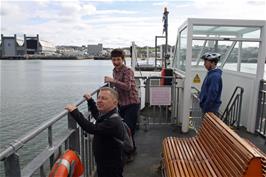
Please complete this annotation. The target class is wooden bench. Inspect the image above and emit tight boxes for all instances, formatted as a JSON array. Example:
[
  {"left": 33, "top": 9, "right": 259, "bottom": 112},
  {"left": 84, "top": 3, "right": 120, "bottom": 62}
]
[{"left": 162, "top": 113, "right": 266, "bottom": 177}]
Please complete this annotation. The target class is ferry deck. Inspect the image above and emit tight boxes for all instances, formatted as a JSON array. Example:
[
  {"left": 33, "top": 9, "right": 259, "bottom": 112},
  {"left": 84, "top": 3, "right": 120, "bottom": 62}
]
[{"left": 0, "top": 18, "right": 266, "bottom": 177}]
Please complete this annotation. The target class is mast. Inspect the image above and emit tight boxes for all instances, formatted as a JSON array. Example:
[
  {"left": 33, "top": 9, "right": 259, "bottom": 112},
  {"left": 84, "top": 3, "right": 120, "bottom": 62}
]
[{"left": 163, "top": 7, "right": 169, "bottom": 68}]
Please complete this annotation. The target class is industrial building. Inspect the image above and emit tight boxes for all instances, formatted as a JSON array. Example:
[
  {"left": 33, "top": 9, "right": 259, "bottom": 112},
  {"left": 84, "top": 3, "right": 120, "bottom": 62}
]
[
  {"left": 0, "top": 34, "right": 56, "bottom": 58},
  {"left": 87, "top": 43, "right": 103, "bottom": 56}
]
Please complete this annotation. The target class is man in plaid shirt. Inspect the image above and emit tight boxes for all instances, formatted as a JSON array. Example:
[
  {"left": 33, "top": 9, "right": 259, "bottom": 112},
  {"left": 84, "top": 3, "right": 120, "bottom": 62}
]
[{"left": 105, "top": 49, "right": 140, "bottom": 162}]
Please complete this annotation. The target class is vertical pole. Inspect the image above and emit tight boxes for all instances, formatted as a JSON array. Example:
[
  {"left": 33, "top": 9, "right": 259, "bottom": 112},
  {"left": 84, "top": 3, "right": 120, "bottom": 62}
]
[
  {"left": 160, "top": 45, "right": 163, "bottom": 66},
  {"left": 155, "top": 37, "right": 157, "bottom": 70},
  {"left": 68, "top": 113, "right": 80, "bottom": 153},
  {"left": 1, "top": 34, "right": 4, "bottom": 56},
  {"left": 14, "top": 34, "right": 17, "bottom": 56},
  {"left": 146, "top": 46, "right": 149, "bottom": 65},
  {"left": 163, "top": 7, "right": 169, "bottom": 68},
  {"left": 48, "top": 126, "right": 54, "bottom": 169},
  {"left": 4, "top": 153, "right": 21, "bottom": 177},
  {"left": 131, "top": 41, "right": 136, "bottom": 71},
  {"left": 24, "top": 34, "right": 27, "bottom": 55}
]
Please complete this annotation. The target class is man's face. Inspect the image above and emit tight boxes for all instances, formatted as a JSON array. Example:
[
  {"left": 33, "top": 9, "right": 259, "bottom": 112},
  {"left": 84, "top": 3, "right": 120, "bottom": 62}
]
[
  {"left": 112, "top": 57, "right": 123, "bottom": 68},
  {"left": 204, "top": 59, "right": 214, "bottom": 70},
  {"left": 96, "top": 90, "right": 117, "bottom": 113}
]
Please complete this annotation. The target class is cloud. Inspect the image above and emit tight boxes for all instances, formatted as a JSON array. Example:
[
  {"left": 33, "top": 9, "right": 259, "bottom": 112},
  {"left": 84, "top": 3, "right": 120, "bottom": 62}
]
[{"left": 1, "top": 0, "right": 265, "bottom": 48}]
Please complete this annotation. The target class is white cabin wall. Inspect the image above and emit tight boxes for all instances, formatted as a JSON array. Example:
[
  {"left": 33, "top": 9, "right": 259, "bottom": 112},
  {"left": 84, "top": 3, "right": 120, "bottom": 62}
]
[{"left": 222, "top": 71, "right": 255, "bottom": 128}]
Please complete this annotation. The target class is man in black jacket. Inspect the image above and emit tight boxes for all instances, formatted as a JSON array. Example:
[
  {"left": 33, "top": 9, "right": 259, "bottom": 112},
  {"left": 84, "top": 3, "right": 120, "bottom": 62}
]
[{"left": 65, "top": 87, "right": 124, "bottom": 177}]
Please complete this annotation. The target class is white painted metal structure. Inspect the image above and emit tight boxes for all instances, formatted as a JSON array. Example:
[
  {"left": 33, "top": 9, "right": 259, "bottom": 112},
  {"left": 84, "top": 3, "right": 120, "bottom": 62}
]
[{"left": 172, "top": 18, "right": 266, "bottom": 133}]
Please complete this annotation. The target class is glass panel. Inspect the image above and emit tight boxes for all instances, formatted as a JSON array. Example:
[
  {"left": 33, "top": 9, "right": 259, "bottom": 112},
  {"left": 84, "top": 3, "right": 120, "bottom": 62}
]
[
  {"left": 223, "top": 41, "right": 239, "bottom": 71},
  {"left": 179, "top": 28, "right": 187, "bottom": 71},
  {"left": 173, "top": 27, "right": 187, "bottom": 71},
  {"left": 193, "top": 25, "right": 261, "bottom": 39},
  {"left": 240, "top": 42, "right": 259, "bottom": 74},
  {"left": 191, "top": 40, "right": 228, "bottom": 67},
  {"left": 243, "top": 29, "right": 261, "bottom": 38}
]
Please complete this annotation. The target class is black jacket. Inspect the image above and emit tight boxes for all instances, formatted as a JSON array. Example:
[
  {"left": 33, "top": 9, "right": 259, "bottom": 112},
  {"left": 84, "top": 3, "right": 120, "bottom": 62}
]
[{"left": 70, "top": 99, "right": 124, "bottom": 167}]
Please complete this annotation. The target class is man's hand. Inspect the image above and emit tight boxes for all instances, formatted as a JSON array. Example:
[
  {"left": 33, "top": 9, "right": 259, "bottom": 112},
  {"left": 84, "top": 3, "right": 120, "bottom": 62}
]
[
  {"left": 84, "top": 94, "right": 92, "bottom": 100},
  {"left": 104, "top": 76, "right": 115, "bottom": 83},
  {"left": 65, "top": 104, "right": 77, "bottom": 112}
]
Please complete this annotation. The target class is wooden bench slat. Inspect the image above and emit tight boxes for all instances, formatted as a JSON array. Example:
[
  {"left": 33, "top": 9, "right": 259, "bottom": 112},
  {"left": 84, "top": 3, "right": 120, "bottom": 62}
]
[
  {"left": 181, "top": 139, "right": 201, "bottom": 177},
  {"left": 186, "top": 138, "right": 209, "bottom": 177},
  {"left": 207, "top": 113, "right": 262, "bottom": 157},
  {"left": 197, "top": 129, "right": 227, "bottom": 177},
  {"left": 190, "top": 138, "right": 215, "bottom": 177},
  {"left": 174, "top": 138, "right": 192, "bottom": 177},
  {"left": 200, "top": 119, "right": 246, "bottom": 176}
]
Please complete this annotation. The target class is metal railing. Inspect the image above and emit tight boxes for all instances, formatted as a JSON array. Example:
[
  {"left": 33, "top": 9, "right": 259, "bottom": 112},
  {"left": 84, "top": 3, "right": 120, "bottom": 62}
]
[
  {"left": 256, "top": 80, "right": 266, "bottom": 140},
  {"left": 190, "top": 87, "right": 202, "bottom": 132},
  {"left": 221, "top": 86, "right": 244, "bottom": 128},
  {"left": 0, "top": 84, "right": 107, "bottom": 177},
  {"left": 135, "top": 76, "right": 182, "bottom": 131}
]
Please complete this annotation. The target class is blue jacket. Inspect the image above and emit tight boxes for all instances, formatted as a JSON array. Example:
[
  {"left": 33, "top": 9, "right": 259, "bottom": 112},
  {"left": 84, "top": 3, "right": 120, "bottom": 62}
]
[{"left": 199, "top": 68, "right": 223, "bottom": 113}]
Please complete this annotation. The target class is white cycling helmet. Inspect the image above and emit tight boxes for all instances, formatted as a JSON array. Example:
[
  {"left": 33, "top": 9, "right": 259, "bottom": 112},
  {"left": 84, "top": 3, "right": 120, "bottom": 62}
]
[{"left": 201, "top": 53, "right": 221, "bottom": 61}]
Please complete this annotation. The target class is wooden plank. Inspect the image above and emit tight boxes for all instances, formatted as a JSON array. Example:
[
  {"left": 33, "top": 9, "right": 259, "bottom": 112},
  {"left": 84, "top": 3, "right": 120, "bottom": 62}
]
[
  {"left": 174, "top": 138, "right": 191, "bottom": 177},
  {"left": 206, "top": 117, "right": 247, "bottom": 175},
  {"left": 186, "top": 138, "right": 205, "bottom": 177},
  {"left": 198, "top": 125, "right": 228, "bottom": 177},
  {"left": 207, "top": 113, "right": 262, "bottom": 157}
]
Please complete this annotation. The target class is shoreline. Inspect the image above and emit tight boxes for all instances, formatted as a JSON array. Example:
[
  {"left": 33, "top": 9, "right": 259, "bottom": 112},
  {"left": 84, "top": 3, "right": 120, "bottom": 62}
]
[{"left": 0, "top": 56, "right": 94, "bottom": 60}]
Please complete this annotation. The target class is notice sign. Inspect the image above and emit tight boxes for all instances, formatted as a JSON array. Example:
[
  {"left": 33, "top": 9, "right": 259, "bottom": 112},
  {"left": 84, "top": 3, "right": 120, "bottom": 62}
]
[
  {"left": 193, "top": 74, "right": 201, "bottom": 84},
  {"left": 150, "top": 86, "right": 171, "bottom": 105}
]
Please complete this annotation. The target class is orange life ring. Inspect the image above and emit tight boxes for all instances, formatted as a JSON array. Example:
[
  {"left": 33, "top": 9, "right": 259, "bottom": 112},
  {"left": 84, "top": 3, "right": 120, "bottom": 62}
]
[{"left": 49, "top": 150, "right": 84, "bottom": 177}]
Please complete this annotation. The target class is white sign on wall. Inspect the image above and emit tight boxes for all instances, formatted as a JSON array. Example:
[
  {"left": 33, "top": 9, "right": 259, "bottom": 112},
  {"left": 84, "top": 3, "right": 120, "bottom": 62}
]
[{"left": 150, "top": 86, "right": 172, "bottom": 105}]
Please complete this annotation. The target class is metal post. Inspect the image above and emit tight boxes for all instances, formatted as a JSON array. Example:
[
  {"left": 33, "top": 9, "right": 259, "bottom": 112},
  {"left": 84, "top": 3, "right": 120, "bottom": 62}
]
[
  {"left": 163, "top": 7, "right": 169, "bottom": 68},
  {"left": 145, "top": 78, "right": 150, "bottom": 105},
  {"left": 48, "top": 126, "right": 53, "bottom": 148},
  {"left": 155, "top": 37, "right": 157, "bottom": 70},
  {"left": 40, "top": 165, "right": 45, "bottom": 177},
  {"left": 4, "top": 153, "right": 21, "bottom": 177},
  {"left": 68, "top": 113, "right": 80, "bottom": 153},
  {"left": 131, "top": 41, "right": 136, "bottom": 71}
]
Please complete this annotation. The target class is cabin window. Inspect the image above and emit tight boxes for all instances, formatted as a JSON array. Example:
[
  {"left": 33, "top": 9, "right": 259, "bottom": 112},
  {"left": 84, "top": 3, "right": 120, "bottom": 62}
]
[{"left": 174, "top": 27, "right": 187, "bottom": 71}]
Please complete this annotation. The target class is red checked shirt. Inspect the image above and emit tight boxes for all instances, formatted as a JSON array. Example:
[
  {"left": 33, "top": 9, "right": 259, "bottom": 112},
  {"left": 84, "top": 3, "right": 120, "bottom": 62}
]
[{"left": 113, "top": 65, "right": 140, "bottom": 106}]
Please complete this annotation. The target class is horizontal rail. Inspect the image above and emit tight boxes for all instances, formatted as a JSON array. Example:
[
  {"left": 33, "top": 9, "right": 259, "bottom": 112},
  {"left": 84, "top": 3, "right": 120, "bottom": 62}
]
[
  {"left": 21, "top": 129, "right": 75, "bottom": 177},
  {"left": 0, "top": 83, "right": 107, "bottom": 161}
]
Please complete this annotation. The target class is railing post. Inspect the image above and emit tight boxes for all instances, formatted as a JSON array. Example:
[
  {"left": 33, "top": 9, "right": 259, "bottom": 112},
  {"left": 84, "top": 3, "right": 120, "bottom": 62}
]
[
  {"left": 256, "top": 80, "right": 264, "bottom": 132},
  {"left": 171, "top": 76, "right": 176, "bottom": 124},
  {"left": 145, "top": 77, "right": 150, "bottom": 105},
  {"left": 68, "top": 113, "right": 80, "bottom": 153},
  {"left": 4, "top": 153, "right": 21, "bottom": 177},
  {"left": 48, "top": 126, "right": 55, "bottom": 169}
]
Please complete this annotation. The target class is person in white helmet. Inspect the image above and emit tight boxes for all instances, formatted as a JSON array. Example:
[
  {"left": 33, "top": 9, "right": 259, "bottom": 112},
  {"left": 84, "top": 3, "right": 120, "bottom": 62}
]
[{"left": 199, "top": 53, "right": 223, "bottom": 115}]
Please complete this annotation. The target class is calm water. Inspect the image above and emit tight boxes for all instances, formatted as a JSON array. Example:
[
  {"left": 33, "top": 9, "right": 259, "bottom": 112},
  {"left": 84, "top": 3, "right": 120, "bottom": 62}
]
[
  {"left": 0, "top": 59, "right": 114, "bottom": 175},
  {"left": 0, "top": 60, "right": 113, "bottom": 148}
]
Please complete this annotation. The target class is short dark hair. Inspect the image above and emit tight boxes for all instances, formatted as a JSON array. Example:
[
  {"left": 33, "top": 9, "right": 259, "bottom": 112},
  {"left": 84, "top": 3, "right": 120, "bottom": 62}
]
[
  {"left": 111, "top": 49, "right": 125, "bottom": 60},
  {"left": 99, "top": 87, "right": 119, "bottom": 101}
]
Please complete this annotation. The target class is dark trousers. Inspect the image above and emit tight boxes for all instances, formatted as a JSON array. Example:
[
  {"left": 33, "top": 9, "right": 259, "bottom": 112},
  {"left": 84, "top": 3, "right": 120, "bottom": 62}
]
[
  {"left": 119, "top": 103, "right": 140, "bottom": 150},
  {"left": 97, "top": 165, "right": 123, "bottom": 177}
]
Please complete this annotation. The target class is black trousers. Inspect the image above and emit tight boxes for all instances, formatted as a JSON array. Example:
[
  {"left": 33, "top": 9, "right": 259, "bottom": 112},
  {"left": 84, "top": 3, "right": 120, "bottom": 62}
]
[
  {"left": 119, "top": 103, "right": 140, "bottom": 150},
  {"left": 97, "top": 165, "right": 123, "bottom": 177}
]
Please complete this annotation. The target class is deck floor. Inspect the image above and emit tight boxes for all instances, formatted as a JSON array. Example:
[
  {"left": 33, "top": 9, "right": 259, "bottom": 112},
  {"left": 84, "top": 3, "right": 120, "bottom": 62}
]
[
  {"left": 124, "top": 125, "right": 196, "bottom": 177},
  {"left": 124, "top": 123, "right": 265, "bottom": 177}
]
